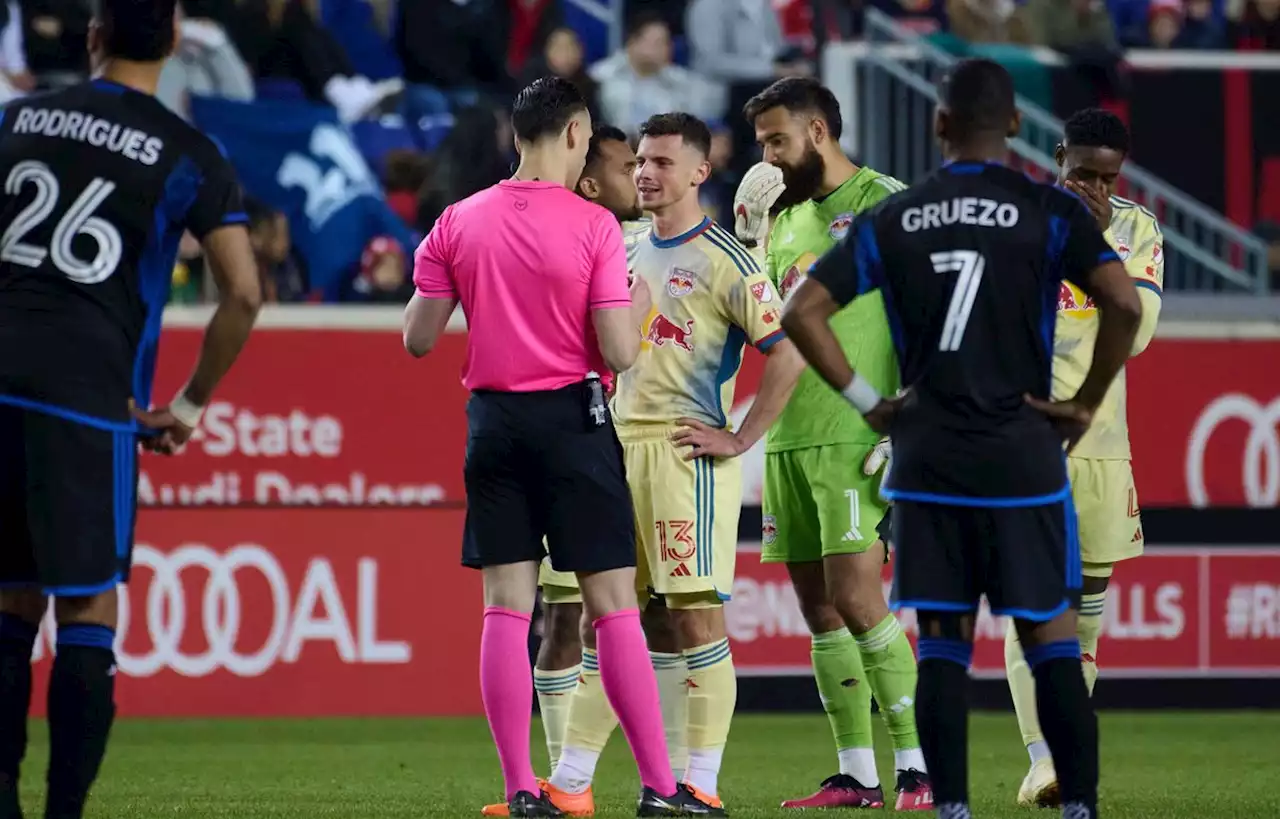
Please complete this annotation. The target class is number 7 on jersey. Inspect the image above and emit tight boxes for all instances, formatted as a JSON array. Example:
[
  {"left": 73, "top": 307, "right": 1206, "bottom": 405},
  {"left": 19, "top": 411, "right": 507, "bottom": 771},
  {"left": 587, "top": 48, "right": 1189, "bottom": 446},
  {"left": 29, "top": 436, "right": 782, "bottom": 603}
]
[{"left": 931, "top": 250, "right": 985, "bottom": 352}]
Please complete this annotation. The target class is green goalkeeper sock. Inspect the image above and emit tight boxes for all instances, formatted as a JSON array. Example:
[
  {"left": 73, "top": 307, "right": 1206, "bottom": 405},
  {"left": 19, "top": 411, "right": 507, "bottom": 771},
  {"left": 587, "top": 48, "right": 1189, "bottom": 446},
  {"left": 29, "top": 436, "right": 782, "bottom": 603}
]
[
  {"left": 855, "top": 615, "right": 923, "bottom": 764},
  {"left": 811, "top": 628, "right": 874, "bottom": 763}
]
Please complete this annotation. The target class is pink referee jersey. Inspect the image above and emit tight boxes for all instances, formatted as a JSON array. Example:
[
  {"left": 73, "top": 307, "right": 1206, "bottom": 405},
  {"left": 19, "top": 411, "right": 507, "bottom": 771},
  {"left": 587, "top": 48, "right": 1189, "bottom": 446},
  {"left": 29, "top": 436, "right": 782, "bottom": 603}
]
[{"left": 413, "top": 180, "right": 631, "bottom": 392}]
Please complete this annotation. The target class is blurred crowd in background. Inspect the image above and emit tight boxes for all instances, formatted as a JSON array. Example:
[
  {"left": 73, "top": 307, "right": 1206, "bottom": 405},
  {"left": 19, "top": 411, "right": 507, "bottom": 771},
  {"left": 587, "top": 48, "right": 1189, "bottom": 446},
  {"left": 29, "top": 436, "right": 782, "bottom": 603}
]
[{"left": 0, "top": 0, "right": 1275, "bottom": 304}]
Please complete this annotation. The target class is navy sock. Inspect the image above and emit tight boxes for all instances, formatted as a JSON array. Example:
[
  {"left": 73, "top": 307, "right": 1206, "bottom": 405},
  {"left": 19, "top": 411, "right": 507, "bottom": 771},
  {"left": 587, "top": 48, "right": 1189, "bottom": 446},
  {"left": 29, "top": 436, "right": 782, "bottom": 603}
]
[
  {"left": 916, "top": 638, "right": 973, "bottom": 810},
  {"left": 1026, "top": 639, "right": 1099, "bottom": 818},
  {"left": 45, "top": 624, "right": 116, "bottom": 819},
  {"left": 0, "top": 613, "right": 38, "bottom": 818}
]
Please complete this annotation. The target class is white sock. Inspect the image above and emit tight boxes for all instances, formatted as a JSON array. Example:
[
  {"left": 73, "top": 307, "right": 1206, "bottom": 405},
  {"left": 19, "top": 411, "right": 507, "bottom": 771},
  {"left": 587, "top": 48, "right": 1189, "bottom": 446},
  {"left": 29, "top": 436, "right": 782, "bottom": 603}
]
[
  {"left": 548, "top": 745, "right": 600, "bottom": 794},
  {"left": 1027, "top": 740, "right": 1052, "bottom": 765},
  {"left": 685, "top": 747, "right": 724, "bottom": 796},
  {"left": 894, "top": 747, "right": 927, "bottom": 774},
  {"left": 837, "top": 747, "right": 879, "bottom": 787}
]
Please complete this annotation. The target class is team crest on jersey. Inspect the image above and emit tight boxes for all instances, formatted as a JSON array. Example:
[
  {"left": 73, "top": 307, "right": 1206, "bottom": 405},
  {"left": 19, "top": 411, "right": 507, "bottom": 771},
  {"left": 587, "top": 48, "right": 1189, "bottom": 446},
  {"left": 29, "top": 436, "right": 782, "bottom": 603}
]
[
  {"left": 1115, "top": 243, "right": 1131, "bottom": 261},
  {"left": 762, "top": 515, "right": 778, "bottom": 545},
  {"left": 666, "top": 269, "right": 696, "bottom": 298},
  {"left": 829, "top": 212, "right": 855, "bottom": 240},
  {"left": 750, "top": 281, "right": 773, "bottom": 303}
]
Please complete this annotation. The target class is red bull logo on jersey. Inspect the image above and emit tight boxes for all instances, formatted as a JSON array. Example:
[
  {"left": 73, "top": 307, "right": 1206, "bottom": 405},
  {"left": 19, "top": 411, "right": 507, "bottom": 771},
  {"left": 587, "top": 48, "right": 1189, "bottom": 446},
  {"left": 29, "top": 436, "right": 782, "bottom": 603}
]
[
  {"left": 1057, "top": 281, "right": 1096, "bottom": 314},
  {"left": 667, "top": 269, "right": 696, "bottom": 298},
  {"left": 829, "top": 211, "right": 854, "bottom": 240},
  {"left": 646, "top": 314, "right": 695, "bottom": 351}
]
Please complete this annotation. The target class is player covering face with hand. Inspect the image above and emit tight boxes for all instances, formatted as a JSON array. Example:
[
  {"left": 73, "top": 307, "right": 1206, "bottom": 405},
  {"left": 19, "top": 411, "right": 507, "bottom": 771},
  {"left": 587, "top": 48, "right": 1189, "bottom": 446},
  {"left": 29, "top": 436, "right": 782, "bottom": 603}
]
[
  {"left": 737, "top": 77, "right": 931, "bottom": 811},
  {"left": 1004, "top": 108, "right": 1164, "bottom": 808}
]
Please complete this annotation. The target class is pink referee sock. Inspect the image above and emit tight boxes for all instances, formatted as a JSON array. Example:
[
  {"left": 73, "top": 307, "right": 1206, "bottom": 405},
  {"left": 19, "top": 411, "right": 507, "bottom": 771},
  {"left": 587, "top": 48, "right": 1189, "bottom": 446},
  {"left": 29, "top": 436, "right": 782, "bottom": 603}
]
[
  {"left": 480, "top": 607, "right": 539, "bottom": 800},
  {"left": 595, "top": 609, "right": 678, "bottom": 796}
]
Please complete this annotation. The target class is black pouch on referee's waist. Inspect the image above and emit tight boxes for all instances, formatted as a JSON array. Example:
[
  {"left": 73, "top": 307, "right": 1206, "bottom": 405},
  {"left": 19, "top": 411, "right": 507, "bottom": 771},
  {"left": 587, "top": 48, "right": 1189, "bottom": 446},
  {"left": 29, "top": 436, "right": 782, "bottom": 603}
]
[{"left": 583, "top": 371, "right": 608, "bottom": 429}]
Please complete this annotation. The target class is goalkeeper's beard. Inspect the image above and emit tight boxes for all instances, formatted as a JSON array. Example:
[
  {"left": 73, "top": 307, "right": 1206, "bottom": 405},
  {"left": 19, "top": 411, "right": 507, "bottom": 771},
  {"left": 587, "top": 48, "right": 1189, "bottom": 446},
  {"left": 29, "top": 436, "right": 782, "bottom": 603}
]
[{"left": 774, "top": 145, "right": 825, "bottom": 211}]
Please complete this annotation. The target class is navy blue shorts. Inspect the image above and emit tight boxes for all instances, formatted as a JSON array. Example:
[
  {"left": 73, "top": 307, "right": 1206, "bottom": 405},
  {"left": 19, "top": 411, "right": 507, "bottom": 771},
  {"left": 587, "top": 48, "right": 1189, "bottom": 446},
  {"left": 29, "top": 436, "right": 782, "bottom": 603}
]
[
  {"left": 461, "top": 382, "right": 636, "bottom": 574},
  {"left": 0, "top": 403, "right": 137, "bottom": 596},
  {"left": 889, "top": 498, "right": 1080, "bottom": 622}
]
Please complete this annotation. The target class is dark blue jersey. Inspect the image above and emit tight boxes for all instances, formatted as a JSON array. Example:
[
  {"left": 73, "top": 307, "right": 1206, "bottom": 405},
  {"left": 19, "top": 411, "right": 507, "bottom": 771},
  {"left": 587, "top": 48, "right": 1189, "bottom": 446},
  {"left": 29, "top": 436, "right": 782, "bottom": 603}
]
[
  {"left": 0, "top": 79, "right": 246, "bottom": 428},
  {"left": 809, "top": 161, "right": 1118, "bottom": 504}
]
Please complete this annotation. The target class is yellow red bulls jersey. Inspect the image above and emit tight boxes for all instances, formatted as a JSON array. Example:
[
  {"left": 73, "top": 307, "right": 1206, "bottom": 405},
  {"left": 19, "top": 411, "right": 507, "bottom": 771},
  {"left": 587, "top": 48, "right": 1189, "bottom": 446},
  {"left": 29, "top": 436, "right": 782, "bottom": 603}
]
[
  {"left": 1053, "top": 195, "right": 1164, "bottom": 459},
  {"left": 612, "top": 217, "right": 785, "bottom": 427},
  {"left": 622, "top": 219, "right": 651, "bottom": 266}
]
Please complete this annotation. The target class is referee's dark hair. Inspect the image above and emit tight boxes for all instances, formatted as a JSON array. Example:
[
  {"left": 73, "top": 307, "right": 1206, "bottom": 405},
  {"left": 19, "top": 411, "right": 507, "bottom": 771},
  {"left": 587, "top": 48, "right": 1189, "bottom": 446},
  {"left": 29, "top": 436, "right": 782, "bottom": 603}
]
[
  {"left": 584, "top": 124, "right": 630, "bottom": 173},
  {"left": 638, "top": 112, "right": 712, "bottom": 159},
  {"left": 1062, "top": 108, "right": 1130, "bottom": 155},
  {"left": 95, "top": 0, "right": 178, "bottom": 62},
  {"left": 936, "top": 58, "right": 1019, "bottom": 144},
  {"left": 511, "top": 76, "right": 589, "bottom": 145},
  {"left": 742, "top": 77, "right": 843, "bottom": 141}
]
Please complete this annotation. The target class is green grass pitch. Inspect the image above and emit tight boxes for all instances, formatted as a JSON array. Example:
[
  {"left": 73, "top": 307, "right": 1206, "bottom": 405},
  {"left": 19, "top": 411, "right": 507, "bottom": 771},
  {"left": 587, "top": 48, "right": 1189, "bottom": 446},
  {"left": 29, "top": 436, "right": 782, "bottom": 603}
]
[{"left": 15, "top": 712, "right": 1280, "bottom": 817}]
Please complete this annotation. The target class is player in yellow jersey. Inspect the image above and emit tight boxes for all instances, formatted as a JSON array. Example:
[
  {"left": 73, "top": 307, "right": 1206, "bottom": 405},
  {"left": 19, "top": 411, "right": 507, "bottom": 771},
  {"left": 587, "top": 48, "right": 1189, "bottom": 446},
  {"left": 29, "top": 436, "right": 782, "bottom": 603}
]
[
  {"left": 542, "top": 112, "right": 804, "bottom": 816},
  {"left": 1005, "top": 108, "right": 1164, "bottom": 807}
]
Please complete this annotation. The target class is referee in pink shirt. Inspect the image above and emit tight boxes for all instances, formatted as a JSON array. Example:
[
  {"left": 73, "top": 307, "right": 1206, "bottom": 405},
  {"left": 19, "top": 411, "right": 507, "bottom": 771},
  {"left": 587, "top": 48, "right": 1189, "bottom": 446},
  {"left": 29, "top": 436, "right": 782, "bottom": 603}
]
[{"left": 403, "top": 78, "right": 701, "bottom": 817}]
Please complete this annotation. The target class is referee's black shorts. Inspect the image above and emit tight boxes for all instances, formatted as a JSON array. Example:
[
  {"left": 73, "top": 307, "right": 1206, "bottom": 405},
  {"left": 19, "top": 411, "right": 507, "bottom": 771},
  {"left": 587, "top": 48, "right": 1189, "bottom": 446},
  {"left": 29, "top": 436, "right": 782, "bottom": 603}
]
[
  {"left": 0, "top": 402, "right": 138, "bottom": 596},
  {"left": 461, "top": 382, "right": 636, "bottom": 574},
  {"left": 889, "top": 497, "right": 1080, "bottom": 622}
]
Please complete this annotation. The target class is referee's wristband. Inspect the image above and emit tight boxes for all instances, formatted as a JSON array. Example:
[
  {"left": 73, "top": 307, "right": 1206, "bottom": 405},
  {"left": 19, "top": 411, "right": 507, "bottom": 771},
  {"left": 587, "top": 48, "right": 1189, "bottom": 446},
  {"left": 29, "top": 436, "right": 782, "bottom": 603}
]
[
  {"left": 841, "top": 373, "right": 883, "bottom": 415},
  {"left": 168, "top": 393, "right": 205, "bottom": 429}
]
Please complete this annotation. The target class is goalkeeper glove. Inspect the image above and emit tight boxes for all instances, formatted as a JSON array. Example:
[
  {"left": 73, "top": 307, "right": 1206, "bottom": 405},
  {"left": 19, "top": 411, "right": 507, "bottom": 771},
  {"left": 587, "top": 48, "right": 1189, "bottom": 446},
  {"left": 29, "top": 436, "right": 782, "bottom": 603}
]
[
  {"left": 734, "top": 162, "right": 786, "bottom": 247},
  {"left": 862, "top": 436, "right": 892, "bottom": 477}
]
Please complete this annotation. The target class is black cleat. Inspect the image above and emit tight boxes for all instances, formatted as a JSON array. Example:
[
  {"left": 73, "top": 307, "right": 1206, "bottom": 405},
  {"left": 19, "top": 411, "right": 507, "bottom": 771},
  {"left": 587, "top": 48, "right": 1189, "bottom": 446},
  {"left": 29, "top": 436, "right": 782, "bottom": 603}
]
[
  {"left": 508, "top": 790, "right": 564, "bottom": 817},
  {"left": 637, "top": 783, "right": 727, "bottom": 816}
]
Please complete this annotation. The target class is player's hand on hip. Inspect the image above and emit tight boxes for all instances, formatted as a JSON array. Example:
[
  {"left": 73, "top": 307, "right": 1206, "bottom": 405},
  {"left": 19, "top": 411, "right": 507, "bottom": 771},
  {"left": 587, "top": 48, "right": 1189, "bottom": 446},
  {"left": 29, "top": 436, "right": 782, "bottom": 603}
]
[
  {"left": 672, "top": 417, "right": 745, "bottom": 460},
  {"left": 1065, "top": 180, "right": 1113, "bottom": 230},
  {"left": 862, "top": 436, "right": 892, "bottom": 476},
  {"left": 734, "top": 162, "right": 786, "bottom": 245},
  {"left": 1024, "top": 394, "right": 1093, "bottom": 453},
  {"left": 863, "top": 394, "right": 906, "bottom": 436},
  {"left": 130, "top": 400, "right": 195, "bottom": 456}
]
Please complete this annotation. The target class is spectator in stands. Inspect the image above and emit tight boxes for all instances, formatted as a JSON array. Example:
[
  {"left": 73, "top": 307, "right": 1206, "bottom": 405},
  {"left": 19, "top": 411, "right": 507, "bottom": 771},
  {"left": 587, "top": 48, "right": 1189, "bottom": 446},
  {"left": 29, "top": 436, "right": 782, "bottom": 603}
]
[
  {"left": 857, "top": 0, "right": 949, "bottom": 36},
  {"left": 1022, "top": 0, "right": 1118, "bottom": 49},
  {"left": 247, "top": 198, "right": 308, "bottom": 303},
  {"left": 342, "top": 236, "right": 414, "bottom": 302},
  {"left": 226, "top": 0, "right": 400, "bottom": 123},
  {"left": 590, "top": 12, "right": 725, "bottom": 136},
  {"left": 519, "top": 26, "right": 600, "bottom": 119},
  {"left": 0, "top": 0, "right": 34, "bottom": 104},
  {"left": 396, "top": 0, "right": 514, "bottom": 109},
  {"left": 1163, "top": 0, "right": 1228, "bottom": 47},
  {"left": 20, "top": 0, "right": 90, "bottom": 79},
  {"left": 383, "top": 149, "right": 433, "bottom": 230},
  {"left": 699, "top": 119, "right": 737, "bottom": 223},
  {"left": 1230, "top": 0, "right": 1280, "bottom": 47},
  {"left": 157, "top": 0, "right": 256, "bottom": 120},
  {"left": 946, "top": 0, "right": 1025, "bottom": 43},
  {"left": 416, "top": 105, "right": 512, "bottom": 229},
  {"left": 685, "top": 0, "right": 808, "bottom": 84}
]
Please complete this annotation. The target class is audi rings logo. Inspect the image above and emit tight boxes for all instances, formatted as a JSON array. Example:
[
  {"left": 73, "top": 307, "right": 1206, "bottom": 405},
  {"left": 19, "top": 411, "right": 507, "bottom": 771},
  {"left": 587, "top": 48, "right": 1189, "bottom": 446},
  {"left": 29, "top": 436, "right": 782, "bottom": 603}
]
[{"left": 1186, "top": 394, "right": 1280, "bottom": 508}]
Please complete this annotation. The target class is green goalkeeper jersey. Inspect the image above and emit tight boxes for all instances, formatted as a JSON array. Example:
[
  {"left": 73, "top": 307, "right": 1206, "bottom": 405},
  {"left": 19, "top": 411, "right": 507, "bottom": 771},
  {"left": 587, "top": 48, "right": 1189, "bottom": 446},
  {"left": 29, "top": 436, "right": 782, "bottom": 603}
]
[{"left": 765, "top": 167, "right": 906, "bottom": 453}]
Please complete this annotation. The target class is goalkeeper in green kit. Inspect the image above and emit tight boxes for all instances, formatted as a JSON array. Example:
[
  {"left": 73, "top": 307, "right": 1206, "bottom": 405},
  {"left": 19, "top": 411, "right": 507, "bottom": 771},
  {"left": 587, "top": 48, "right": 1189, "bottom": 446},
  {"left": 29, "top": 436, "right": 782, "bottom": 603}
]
[{"left": 738, "top": 78, "right": 933, "bottom": 811}]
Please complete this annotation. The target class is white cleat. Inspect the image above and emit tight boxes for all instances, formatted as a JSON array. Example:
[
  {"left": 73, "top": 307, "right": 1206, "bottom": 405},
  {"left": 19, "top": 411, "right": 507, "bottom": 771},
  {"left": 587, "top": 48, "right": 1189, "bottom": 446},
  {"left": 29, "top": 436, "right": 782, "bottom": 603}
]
[{"left": 1016, "top": 757, "right": 1060, "bottom": 808}]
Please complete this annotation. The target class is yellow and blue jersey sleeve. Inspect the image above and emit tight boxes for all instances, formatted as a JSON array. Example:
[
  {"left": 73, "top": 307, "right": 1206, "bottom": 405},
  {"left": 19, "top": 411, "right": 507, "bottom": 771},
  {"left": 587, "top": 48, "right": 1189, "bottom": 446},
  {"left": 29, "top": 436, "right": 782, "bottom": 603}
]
[{"left": 699, "top": 222, "right": 785, "bottom": 352}]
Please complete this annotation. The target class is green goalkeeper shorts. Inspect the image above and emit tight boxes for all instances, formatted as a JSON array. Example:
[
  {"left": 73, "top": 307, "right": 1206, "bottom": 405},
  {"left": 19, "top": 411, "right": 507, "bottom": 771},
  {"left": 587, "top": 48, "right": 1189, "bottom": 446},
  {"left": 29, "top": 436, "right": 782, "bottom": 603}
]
[{"left": 761, "top": 443, "right": 888, "bottom": 564}]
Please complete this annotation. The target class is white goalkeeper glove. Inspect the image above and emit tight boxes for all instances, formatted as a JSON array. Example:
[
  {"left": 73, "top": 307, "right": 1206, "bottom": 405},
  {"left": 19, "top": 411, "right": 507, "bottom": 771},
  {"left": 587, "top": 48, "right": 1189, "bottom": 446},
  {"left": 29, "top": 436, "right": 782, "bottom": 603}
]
[
  {"left": 734, "top": 162, "right": 786, "bottom": 247},
  {"left": 862, "top": 437, "right": 892, "bottom": 477}
]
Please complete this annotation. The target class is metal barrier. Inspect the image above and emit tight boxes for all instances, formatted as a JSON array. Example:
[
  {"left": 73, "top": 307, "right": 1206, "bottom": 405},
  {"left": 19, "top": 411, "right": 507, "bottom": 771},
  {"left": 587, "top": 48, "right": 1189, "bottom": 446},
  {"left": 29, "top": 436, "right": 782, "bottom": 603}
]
[{"left": 823, "top": 9, "right": 1271, "bottom": 293}]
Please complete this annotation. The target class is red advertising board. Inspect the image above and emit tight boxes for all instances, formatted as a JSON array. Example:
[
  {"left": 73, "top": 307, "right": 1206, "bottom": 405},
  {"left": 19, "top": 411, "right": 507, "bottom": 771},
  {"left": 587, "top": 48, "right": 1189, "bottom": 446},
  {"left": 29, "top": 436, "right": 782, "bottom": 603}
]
[
  {"left": 729, "top": 546, "right": 1280, "bottom": 678},
  {"left": 143, "top": 318, "right": 1278, "bottom": 511},
  {"left": 27, "top": 522, "right": 1280, "bottom": 718}
]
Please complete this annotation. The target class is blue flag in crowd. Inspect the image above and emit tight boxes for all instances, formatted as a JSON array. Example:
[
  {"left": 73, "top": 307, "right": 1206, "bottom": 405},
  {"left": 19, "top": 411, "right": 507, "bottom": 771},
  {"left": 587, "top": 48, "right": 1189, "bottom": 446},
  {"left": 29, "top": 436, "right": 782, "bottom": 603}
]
[{"left": 190, "top": 96, "right": 418, "bottom": 301}]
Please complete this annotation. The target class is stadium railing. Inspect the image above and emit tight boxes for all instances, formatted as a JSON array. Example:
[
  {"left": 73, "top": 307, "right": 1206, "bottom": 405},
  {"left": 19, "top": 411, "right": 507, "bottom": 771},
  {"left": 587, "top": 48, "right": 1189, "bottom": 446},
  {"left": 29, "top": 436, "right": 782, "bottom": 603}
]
[{"left": 821, "top": 9, "right": 1272, "bottom": 295}]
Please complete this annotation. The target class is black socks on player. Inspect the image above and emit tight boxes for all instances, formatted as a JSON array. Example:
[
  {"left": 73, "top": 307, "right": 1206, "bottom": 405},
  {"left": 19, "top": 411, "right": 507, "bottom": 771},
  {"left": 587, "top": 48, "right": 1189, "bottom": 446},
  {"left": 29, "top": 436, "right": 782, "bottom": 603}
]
[
  {"left": 915, "top": 638, "right": 973, "bottom": 815},
  {"left": 1026, "top": 640, "right": 1100, "bottom": 819},
  {"left": 46, "top": 624, "right": 117, "bottom": 819},
  {"left": 0, "top": 614, "right": 38, "bottom": 819}
]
